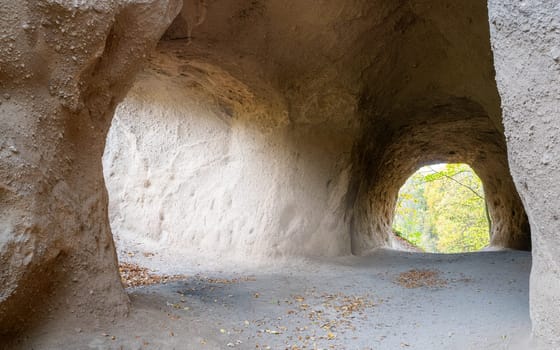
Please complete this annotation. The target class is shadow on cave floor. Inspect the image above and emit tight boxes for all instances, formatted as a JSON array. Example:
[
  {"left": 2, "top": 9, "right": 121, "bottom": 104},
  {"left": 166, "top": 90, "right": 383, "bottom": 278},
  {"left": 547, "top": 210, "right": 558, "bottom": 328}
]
[{"left": 16, "top": 249, "right": 531, "bottom": 350}]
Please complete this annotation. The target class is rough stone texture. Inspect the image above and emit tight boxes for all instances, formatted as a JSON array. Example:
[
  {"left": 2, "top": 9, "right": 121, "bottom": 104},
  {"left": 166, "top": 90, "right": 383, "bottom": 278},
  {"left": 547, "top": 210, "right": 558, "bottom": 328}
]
[
  {"left": 350, "top": 113, "right": 529, "bottom": 255},
  {"left": 488, "top": 0, "right": 560, "bottom": 347},
  {"left": 0, "top": 0, "right": 181, "bottom": 334},
  {"left": 343, "top": 0, "right": 531, "bottom": 255},
  {"left": 0, "top": 0, "right": 545, "bottom": 343},
  {"left": 104, "top": 0, "right": 529, "bottom": 263},
  {"left": 103, "top": 47, "right": 353, "bottom": 261}
]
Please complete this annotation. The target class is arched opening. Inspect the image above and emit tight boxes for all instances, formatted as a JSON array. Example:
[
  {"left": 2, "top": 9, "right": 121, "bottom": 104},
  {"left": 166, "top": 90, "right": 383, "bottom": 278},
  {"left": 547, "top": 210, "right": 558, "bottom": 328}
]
[
  {"left": 101, "top": 39, "right": 354, "bottom": 274},
  {"left": 4, "top": 0, "right": 554, "bottom": 348},
  {"left": 349, "top": 113, "right": 531, "bottom": 256},
  {"left": 393, "top": 163, "right": 490, "bottom": 253}
]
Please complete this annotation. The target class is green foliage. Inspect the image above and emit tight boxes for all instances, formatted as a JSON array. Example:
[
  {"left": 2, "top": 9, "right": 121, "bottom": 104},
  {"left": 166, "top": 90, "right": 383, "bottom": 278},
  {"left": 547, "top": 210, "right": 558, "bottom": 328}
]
[
  {"left": 393, "top": 163, "right": 490, "bottom": 253},
  {"left": 394, "top": 229, "right": 423, "bottom": 248}
]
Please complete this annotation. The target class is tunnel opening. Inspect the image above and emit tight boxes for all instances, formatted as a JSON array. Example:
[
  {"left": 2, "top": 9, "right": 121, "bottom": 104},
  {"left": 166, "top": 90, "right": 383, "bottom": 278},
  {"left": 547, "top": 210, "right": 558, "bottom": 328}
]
[
  {"left": 1, "top": 0, "right": 547, "bottom": 348},
  {"left": 392, "top": 163, "right": 491, "bottom": 253},
  {"left": 101, "top": 36, "right": 356, "bottom": 284},
  {"left": 98, "top": 0, "right": 533, "bottom": 300}
]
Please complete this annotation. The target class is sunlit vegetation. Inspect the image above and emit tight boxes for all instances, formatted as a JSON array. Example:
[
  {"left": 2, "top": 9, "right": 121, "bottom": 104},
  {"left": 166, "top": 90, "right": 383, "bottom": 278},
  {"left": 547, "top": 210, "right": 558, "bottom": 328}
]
[{"left": 393, "top": 163, "right": 490, "bottom": 253}]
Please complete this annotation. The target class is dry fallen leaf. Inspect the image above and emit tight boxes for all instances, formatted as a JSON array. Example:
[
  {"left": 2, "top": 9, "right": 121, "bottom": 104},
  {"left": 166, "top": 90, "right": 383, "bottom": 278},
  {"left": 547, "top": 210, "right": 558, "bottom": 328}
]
[
  {"left": 119, "top": 262, "right": 186, "bottom": 288},
  {"left": 396, "top": 269, "right": 447, "bottom": 289}
]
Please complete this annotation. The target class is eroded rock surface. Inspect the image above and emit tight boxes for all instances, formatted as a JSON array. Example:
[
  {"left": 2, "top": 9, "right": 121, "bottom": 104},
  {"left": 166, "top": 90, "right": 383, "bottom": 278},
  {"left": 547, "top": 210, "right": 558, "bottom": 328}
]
[
  {"left": 104, "top": 0, "right": 529, "bottom": 262},
  {"left": 489, "top": 0, "right": 560, "bottom": 347},
  {"left": 0, "top": 0, "right": 180, "bottom": 334},
  {"left": 1, "top": 0, "right": 554, "bottom": 345},
  {"left": 103, "top": 43, "right": 355, "bottom": 262}
]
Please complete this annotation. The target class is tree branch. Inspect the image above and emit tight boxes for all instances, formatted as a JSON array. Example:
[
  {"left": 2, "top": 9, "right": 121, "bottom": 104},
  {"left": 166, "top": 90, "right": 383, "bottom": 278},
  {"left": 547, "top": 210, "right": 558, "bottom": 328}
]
[{"left": 426, "top": 166, "right": 484, "bottom": 200}]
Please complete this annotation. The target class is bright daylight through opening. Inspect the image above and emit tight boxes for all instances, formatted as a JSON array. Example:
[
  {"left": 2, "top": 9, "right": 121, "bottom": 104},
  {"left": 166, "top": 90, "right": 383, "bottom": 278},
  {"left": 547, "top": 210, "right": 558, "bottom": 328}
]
[{"left": 393, "top": 163, "right": 490, "bottom": 253}]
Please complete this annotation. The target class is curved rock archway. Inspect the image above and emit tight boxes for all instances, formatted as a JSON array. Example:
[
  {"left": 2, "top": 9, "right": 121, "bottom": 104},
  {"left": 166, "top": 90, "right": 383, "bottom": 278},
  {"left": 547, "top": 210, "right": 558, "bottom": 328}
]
[
  {"left": 102, "top": 47, "right": 354, "bottom": 261},
  {"left": 1, "top": 0, "right": 557, "bottom": 347},
  {"left": 0, "top": 0, "right": 181, "bottom": 333},
  {"left": 349, "top": 105, "right": 530, "bottom": 255}
]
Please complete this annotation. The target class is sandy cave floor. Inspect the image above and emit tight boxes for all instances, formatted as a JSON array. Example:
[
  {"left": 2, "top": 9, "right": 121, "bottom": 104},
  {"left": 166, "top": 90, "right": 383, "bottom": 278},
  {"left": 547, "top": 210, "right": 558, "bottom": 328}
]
[{"left": 12, "top": 247, "right": 531, "bottom": 350}]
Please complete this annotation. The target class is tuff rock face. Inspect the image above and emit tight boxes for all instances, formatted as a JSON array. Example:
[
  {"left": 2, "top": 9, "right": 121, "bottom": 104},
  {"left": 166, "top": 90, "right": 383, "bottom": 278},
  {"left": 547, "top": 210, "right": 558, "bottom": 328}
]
[
  {"left": 0, "top": 0, "right": 557, "bottom": 347},
  {"left": 488, "top": 0, "right": 560, "bottom": 346},
  {"left": 103, "top": 0, "right": 530, "bottom": 263},
  {"left": 0, "top": 0, "right": 181, "bottom": 333}
]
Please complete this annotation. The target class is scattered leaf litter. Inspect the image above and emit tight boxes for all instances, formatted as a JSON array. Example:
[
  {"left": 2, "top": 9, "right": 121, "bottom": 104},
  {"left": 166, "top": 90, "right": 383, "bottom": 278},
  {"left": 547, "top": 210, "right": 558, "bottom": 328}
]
[
  {"left": 396, "top": 269, "right": 448, "bottom": 289},
  {"left": 119, "top": 262, "right": 187, "bottom": 288}
]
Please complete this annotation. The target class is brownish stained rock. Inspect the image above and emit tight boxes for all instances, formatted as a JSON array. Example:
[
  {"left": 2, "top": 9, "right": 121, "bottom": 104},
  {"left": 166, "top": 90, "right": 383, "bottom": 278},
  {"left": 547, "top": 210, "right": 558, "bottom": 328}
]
[
  {"left": 0, "top": 0, "right": 181, "bottom": 334},
  {"left": 1, "top": 0, "right": 556, "bottom": 347}
]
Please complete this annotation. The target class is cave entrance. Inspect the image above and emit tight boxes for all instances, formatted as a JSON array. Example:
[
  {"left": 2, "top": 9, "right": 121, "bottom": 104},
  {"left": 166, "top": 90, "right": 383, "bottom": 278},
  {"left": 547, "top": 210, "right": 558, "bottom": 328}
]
[
  {"left": 392, "top": 163, "right": 491, "bottom": 253},
  {"left": 101, "top": 53, "right": 244, "bottom": 285}
]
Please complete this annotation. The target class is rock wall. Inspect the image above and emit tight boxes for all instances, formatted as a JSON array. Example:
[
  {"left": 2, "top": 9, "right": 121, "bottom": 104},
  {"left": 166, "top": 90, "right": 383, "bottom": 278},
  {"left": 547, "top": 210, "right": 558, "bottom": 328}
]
[
  {"left": 0, "top": 0, "right": 549, "bottom": 342},
  {"left": 488, "top": 0, "right": 560, "bottom": 346},
  {"left": 0, "top": 0, "right": 180, "bottom": 334},
  {"left": 350, "top": 112, "right": 529, "bottom": 255},
  {"left": 104, "top": 0, "right": 530, "bottom": 262},
  {"left": 344, "top": 0, "right": 530, "bottom": 254},
  {"left": 102, "top": 47, "right": 355, "bottom": 261}
]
